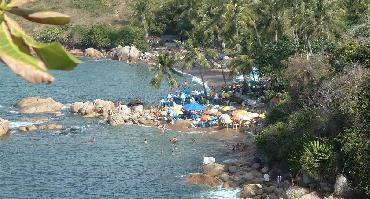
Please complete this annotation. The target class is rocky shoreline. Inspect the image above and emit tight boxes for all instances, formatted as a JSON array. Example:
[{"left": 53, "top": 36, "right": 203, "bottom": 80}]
[
  {"left": 0, "top": 96, "right": 350, "bottom": 198},
  {"left": 69, "top": 45, "right": 158, "bottom": 64}
]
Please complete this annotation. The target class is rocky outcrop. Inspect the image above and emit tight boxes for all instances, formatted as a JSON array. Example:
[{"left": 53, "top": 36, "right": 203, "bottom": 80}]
[
  {"left": 110, "top": 45, "right": 142, "bottom": 62},
  {"left": 186, "top": 173, "right": 222, "bottom": 187},
  {"left": 241, "top": 183, "right": 263, "bottom": 198},
  {"left": 0, "top": 118, "right": 10, "bottom": 137},
  {"left": 38, "top": 123, "right": 63, "bottom": 131},
  {"left": 203, "top": 163, "right": 225, "bottom": 177},
  {"left": 17, "top": 97, "right": 63, "bottom": 114},
  {"left": 334, "top": 174, "right": 350, "bottom": 197},
  {"left": 70, "top": 99, "right": 115, "bottom": 118},
  {"left": 18, "top": 125, "right": 38, "bottom": 132},
  {"left": 84, "top": 48, "right": 104, "bottom": 58}
]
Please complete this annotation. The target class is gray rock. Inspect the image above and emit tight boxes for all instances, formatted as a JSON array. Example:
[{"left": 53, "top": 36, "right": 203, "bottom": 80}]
[
  {"left": 251, "top": 163, "right": 261, "bottom": 169},
  {"left": 132, "top": 105, "right": 144, "bottom": 113},
  {"left": 70, "top": 102, "right": 84, "bottom": 113},
  {"left": 228, "top": 165, "right": 238, "bottom": 173},
  {"left": 129, "top": 45, "right": 141, "bottom": 60},
  {"left": 301, "top": 191, "right": 320, "bottom": 199},
  {"left": 334, "top": 174, "right": 350, "bottom": 197},
  {"left": 261, "top": 166, "right": 269, "bottom": 173},
  {"left": 220, "top": 173, "right": 231, "bottom": 182},
  {"left": 285, "top": 186, "right": 310, "bottom": 199},
  {"left": 264, "top": 185, "right": 276, "bottom": 194}
]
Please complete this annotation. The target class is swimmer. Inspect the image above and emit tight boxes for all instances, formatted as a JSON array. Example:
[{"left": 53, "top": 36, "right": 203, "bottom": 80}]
[
  {"left": 171, "top": 136, "right": 178, "bottom": 144},
  {"left": 144, "top": 138, "right": 148, "bottom": 144},
  {"left": 191, "top": 138, "right": 196, "bottom": 144},
  {"left": 91, "top": 136, "right": 96, "bottom": 144}
]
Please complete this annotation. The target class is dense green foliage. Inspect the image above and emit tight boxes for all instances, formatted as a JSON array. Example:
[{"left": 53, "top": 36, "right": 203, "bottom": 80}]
[{"left": 35, "top": 25, "right": 149, "bottom": 51}]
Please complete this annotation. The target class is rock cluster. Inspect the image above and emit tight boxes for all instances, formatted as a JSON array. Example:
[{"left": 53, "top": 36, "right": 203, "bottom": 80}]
[
  {"left": 107, "top": 105, "right": 156, "bottom": 126},
  {"left": 16, "top": 97, "right": 63, "bottom": 114},
  {"left": 18, "top": 123, "right": 64, "bottom": 132},
  {"left": 76, "top": 45, "right": 150, "bottom": 63},
  {"left": 70, "top": 99, "right": 115, "bottom": 118},
  {"left": 186, "top": 160, "right": 328, "bottom": 199},
  {"left": 70, "top": 100, "right": 156, "bottom": 126},
  {"left": 110, "top": 45, "right": 142, "bottom": 61},
  {"left": 84, "top": 48, "right": 105, "bottom": 59},
  {"left": 0, "top": 118, "right": 10, "bottom": 137}
]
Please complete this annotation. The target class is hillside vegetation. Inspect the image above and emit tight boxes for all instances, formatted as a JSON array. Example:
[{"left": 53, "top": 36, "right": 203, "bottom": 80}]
[{"left": 19, "top": 0, "right": 133, "bottom": 32}]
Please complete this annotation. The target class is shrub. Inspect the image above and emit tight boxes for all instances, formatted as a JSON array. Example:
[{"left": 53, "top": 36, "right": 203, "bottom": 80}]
[
  {"left": 80, "top": 25, "right": 113, "bottom": 49},
  {"left": 299, "top": 139, "right": 336, "bottom": 181},
  {"left": 114, "top": 26, "right": 149, "bottom": 51},
  {"left": 35, "top": 27, "right": 69, "bottom": 44},
  {"left": 256, "top": 122, "right": 293, "bottom": 162},
  {"left": 339, "top": 128, "right": 370, "bottom": 197}
]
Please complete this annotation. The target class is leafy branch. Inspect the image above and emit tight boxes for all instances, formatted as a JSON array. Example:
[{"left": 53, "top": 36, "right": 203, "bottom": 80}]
[{"left": 0, "top": 0, "right": 80, "bottom": 84}]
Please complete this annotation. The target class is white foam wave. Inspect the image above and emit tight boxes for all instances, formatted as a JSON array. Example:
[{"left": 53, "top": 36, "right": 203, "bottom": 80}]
[
  {"left": 173, "top": 68, "right": 210, "bottom": 91},
  {"left": 10, "top": 121, "right": 44, "bottom": 129},
  {"left": 201, "top": 188, "right": 241, "bottom": 199}
]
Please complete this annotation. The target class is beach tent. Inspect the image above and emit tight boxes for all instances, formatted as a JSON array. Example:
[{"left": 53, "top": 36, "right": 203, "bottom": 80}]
[{"left": 183, "top": 102, "right": 206, "bottom": 111}]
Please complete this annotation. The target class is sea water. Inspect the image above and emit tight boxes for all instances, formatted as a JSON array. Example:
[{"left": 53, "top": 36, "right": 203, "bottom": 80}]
[{"left": 0, "top": 59, "right": 240, "bottom": 198}]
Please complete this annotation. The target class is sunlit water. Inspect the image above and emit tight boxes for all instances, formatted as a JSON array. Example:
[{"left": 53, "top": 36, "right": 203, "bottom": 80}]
[{"left": 0, "top": 59, "right": 240, "bottom": 198}]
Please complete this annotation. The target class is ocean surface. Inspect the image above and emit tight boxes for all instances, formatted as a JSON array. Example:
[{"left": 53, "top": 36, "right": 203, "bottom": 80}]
[{"left": 0, "top": 59, "right": 240, "bottom": 198}]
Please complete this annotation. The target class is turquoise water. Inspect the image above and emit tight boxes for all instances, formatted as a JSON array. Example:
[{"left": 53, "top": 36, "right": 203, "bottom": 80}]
[{"left": 0, "top": 60, "right": 240, "bottom": 198}]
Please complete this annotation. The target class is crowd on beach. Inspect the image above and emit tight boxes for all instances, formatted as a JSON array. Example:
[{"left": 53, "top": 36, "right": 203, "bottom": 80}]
[{"left": 154, "top": 79, "right": 267, "bottom": 133}]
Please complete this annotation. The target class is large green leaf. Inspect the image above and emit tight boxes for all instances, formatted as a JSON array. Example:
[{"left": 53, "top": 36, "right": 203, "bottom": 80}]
[
  {"left": 0, "top": 21, "right": 54, "bottom": 84},
  {"left": 10, "top": 8, "right": 71, "bottom": 25},
  {"left": 5, "top": 15, "right": 80, "bottom": 70}
]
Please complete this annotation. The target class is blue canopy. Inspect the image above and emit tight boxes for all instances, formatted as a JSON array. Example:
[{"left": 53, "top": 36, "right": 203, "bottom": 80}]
[{"left": 183, "top": 102, "right": 206, "bottom": 111}]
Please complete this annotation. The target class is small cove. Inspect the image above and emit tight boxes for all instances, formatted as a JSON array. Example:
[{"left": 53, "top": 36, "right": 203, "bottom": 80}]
[{"left": 0, "top": 59, "right": 241, "bottom": 198}]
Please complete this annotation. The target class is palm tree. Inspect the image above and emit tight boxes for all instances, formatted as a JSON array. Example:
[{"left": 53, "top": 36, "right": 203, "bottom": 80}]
[{"left": 150, "top": 52, "right": 178, "bottom": 88}]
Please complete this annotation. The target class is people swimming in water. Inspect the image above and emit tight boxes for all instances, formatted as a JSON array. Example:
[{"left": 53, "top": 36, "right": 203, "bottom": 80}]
[
  {"left": 91, "top": 136, "right": 96, "bottom": 144},
  {"left": 171, "top": 136, "right": 178, "bottom": 144},
  {"left": 144, "top": 138, "right": 148, "bottom": 144}
]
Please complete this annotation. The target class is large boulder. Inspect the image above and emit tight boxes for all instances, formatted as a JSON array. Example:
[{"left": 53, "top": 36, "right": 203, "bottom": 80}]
[
  {"left": 0, "top": 118, "right": 10, "bottom": 137},
  {"left": 115, "top": 46, "right": 130, "bottom": 61},
  {"left": 117, "top": 105, "right": 131, "bottom": 115},
  {"left": 70, "top": 102, "right": 85, "bottom": 113},
  {"left": 17, "top": 97, "right": 63, "bottom": 114},
  {"left": 334, "top": 174, "right": 350, "bottom": 197},
  {"left": 84, "top": 48, "right": 104, "bottom": 58},
  {"left": 203, "top": 163, "right": 225, "bottom": 177},
  {"left": 107, "top": 113, "right": 128, "bottom": 126},
  {"left": 129, "top": 45, "right": 141, "bottom": 61},
  {"left": 18, "top": 125, "right": 38, "bottom": 132},
  {"left": 285, "top": 186, "right": 310, "bottom": 199},
  {"left": 78, "top": 101, "right": 95, "bottom": 116},
  {"left": 241, "top": 183, "right": 263, "bottom": 198},
  {"left": 94, "top": 99, "right": 115, "bottom": 114},
  {"left": 186, "top": 173, "right": 222, "bottom": 187},
  {"left": 301, "top": 192, "right": 320, "bottom": 199},
  {"left": 132, "top": 105, "right": 144, "bottom": 113}
]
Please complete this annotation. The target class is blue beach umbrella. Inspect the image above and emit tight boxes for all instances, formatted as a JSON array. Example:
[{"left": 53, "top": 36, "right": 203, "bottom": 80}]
[{"left": 183, "top": 102, "right": 206, "bottom": 111}]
